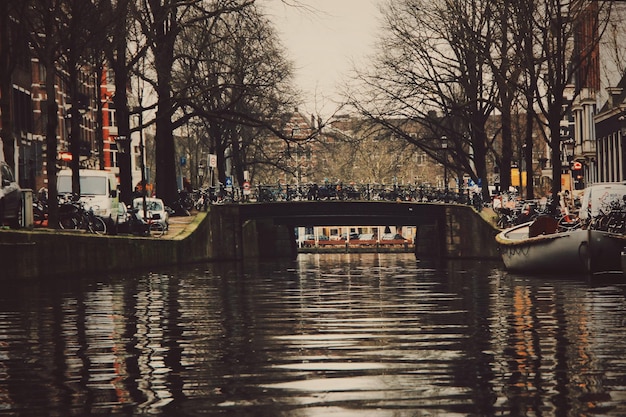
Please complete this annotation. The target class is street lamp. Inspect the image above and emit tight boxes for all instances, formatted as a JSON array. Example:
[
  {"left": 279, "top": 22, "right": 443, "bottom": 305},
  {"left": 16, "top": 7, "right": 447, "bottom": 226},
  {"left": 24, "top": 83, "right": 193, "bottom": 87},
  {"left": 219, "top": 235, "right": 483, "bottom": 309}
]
[
  {"left": 562, "top": 140, "right": 574, "bottom": 165},
  {"left": 132, "top": 107, "right": 148, "bottom": 220},
  {"left": 115, "top": 135, "right": 132, "bottom": 205},
  {"left": 115, "top": 135, "right": 129, "bottom": 154},
  {"left": 441, "top": 136, "right": 448, "bottom": 197},
  {"left": 291, "top": 127, "right": 301, "bottom": 186}
]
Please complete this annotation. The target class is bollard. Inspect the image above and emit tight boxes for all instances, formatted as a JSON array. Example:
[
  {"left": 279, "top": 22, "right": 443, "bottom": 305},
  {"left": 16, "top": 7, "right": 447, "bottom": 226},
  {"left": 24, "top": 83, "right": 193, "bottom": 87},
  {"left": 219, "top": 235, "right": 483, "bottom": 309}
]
[{"left": 21, "top": 189, "right": 34, "bottom": 229}]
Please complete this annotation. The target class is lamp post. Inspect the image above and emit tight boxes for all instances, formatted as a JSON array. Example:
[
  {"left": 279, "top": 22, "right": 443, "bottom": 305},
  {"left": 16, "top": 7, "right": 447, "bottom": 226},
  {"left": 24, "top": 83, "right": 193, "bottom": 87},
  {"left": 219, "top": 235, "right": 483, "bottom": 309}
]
[
  {"left": 198, "top": 161, "right": 206, "bottom": 188},
  {"left": 66, "top": 105, "right": 87, "bottom": 194},
  {"left": 441, "top": 136, "right": 448, "bottom": 198},
  {"left": 291, "top": 128, "right": 300, "bottom": 186},
  {"left": 520, "top": 143, "right": 527, "bottom": 199},
  {"left": 134, "top": 107, "right": 147, "bottom": 220}
]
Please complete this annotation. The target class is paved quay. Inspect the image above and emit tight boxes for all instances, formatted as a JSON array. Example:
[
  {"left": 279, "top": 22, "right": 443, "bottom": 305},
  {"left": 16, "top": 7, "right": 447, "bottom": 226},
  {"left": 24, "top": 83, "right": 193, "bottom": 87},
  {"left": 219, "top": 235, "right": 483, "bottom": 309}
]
[
  {"left": 164, "top": 211, "right": 200, "bottom": 239},
  {"left": 23, "top": 210, "right": 202, "bottom": 239}
]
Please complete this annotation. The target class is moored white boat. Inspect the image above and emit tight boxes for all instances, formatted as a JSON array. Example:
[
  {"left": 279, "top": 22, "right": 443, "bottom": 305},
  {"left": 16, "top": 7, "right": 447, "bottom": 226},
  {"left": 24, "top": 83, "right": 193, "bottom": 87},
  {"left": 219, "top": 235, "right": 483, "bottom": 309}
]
[
  {"left": 496, "top": 222, "right": 626, "bottom": 275},
  {"left": 496, "top": 182, "right": 626, "bottom": 275}
]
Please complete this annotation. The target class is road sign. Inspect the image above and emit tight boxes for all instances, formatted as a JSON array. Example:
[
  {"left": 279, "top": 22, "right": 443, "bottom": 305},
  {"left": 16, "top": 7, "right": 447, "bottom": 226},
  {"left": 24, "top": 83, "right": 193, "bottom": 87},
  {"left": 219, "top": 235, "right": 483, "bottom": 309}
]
[
  {"left": 572, "top": 161, "right": 582, "bottom": 170},
  {"left": 208, "top": 154, "right": 217, "bottom": 168},
  {"left": 243, "top": 181, "right": 251, "bottom": 195}
]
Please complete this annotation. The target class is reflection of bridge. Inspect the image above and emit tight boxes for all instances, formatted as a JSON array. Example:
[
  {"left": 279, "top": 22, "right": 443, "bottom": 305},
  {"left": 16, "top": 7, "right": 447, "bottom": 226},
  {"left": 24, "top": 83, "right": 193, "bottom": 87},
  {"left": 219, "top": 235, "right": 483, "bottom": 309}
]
[{"left": 211, "top": 200, "right": 500, "bottom": 260}]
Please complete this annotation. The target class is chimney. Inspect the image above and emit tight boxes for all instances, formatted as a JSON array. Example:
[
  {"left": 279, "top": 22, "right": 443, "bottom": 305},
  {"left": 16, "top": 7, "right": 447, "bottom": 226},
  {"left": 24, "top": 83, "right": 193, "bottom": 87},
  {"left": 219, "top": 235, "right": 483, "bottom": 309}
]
[{"left": 607, "top": 87, "right": 623, "bottom": 109}]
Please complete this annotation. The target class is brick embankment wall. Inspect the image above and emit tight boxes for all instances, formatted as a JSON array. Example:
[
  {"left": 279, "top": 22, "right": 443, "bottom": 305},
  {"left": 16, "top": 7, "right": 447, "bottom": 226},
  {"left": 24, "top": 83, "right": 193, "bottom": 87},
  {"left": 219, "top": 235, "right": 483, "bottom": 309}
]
[{"left": 445, "top": 205, "right": 500, "bottom": 259}]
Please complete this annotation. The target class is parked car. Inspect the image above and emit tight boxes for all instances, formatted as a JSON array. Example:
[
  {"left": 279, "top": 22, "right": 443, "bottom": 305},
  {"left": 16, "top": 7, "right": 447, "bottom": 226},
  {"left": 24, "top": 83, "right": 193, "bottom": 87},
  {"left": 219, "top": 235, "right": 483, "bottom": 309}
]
[
  {"left": 303, "top": 234, "right": 329, "bottom": 241},
  {"left": 340, "top": 232, "right": 360, "bottom": 240},
  {"left": 0, "top": 161, "right": 22, "bottom": 228},
  {"left": 116, "top": 203, "right": 130, "bottom": 233},
  {"left": 381, "top": 233, "right": 406, "bottom": 241},
  {"left": 132, "top": 197, "right": 169, "bottom": 230}
]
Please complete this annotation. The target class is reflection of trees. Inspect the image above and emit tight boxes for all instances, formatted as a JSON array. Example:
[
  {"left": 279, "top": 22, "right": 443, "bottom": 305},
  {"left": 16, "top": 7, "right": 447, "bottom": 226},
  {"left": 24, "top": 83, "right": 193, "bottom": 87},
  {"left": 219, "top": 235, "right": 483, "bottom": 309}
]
[
  {"left": 486, "top": 279, "right": 618, "bottom": 414},
  {"left": 5, "top": 259, "right": 626, "bottom": 414}
]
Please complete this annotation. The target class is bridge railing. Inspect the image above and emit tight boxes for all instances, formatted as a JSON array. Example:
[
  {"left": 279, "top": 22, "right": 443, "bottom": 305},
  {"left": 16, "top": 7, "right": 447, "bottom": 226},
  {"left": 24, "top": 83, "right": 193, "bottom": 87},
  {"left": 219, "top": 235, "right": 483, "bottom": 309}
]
[{"left": 190, "top": 183, "right": 485, "bottom": 210}]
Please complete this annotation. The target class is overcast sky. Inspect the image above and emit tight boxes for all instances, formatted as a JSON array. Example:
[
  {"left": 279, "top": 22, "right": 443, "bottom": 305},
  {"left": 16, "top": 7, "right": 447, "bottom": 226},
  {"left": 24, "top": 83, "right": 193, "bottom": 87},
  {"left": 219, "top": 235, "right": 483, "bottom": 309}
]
[{"left": 263, "top": 0, "right": 383, "bottom": 117}]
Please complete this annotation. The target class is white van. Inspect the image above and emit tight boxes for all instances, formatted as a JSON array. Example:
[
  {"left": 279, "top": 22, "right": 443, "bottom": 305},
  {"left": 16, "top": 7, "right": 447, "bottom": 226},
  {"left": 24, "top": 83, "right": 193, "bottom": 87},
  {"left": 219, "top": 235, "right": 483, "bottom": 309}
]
[
  {"left": 57, "top": 169, "right": 119, "bottom": 228},
  {"left": 578, "top": 182, "right": 626, "bottom": 220}
]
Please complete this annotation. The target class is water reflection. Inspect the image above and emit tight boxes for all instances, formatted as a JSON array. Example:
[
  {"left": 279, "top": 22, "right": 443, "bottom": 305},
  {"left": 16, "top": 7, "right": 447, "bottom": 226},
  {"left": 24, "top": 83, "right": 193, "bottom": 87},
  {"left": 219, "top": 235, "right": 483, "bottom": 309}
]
[{"left": 0, "top": 254, "right": 626, "bottom": 416}]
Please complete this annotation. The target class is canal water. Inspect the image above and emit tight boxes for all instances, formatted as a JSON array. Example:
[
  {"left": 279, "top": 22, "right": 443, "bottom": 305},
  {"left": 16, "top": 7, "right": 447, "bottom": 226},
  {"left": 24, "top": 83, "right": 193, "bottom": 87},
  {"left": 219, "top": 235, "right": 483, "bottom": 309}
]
[{"left": 2, "top": 253, "right": 626, "bottom": 416}]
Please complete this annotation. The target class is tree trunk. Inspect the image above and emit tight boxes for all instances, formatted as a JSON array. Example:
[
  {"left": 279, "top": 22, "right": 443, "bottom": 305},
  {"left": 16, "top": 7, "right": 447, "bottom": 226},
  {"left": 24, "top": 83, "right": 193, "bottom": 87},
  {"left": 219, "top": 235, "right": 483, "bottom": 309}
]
[
  {"left": 524, "top": 108, "right": 534, "bottom": 199},
  {"left": 151, "top": 0, "right": 179, "bottom": 207},
  {"left": 94, "top": 63, "right": 105, "bottom": 170},
  {"left": 113, "top": 36, "right": 132, "bottom": 205},
  {"left": 499, "top": 97, "right": 513, "bottom": 193},
  {"left": 68, "top": 69, "right": 82, "bottom": 196},
  {"left": 0, "top": 2, "right": 15, "bottom": 172},
  {"left": 154, "top": 77, "right": 179, "bottom": 205},
  {"left": 45, "top": 60, "right": 60, "bottom": 228},
  {"left": 550, "top": 115, "right": 562, "bottom": 208}
]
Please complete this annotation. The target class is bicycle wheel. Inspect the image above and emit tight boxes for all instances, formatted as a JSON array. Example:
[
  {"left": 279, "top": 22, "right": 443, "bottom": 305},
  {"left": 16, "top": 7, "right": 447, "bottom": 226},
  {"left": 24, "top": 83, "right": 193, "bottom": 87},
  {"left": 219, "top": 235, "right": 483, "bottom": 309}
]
[
  {"left": 59, "top": 215, "right": 79, "bottom": 230},
  {"left": 149, "top": 222, "right": 165, "bottom": 237},
  {"left": 89, "top": 216, "right": 107, "bottom": 235}
]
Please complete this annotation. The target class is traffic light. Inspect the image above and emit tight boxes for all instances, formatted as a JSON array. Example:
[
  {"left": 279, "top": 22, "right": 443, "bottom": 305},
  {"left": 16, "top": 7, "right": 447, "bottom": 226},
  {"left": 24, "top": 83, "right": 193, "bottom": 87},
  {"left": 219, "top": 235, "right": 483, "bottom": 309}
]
[{"left": 571, "top": 161, "right": 584, "bottom": 190}]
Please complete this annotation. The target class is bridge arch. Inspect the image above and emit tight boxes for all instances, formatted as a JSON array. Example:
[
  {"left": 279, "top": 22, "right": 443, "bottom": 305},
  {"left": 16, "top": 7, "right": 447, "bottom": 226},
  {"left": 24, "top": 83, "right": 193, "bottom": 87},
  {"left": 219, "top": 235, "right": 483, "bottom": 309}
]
[{"left": 214, "top": 201, "right": 499, "bottom": 260}]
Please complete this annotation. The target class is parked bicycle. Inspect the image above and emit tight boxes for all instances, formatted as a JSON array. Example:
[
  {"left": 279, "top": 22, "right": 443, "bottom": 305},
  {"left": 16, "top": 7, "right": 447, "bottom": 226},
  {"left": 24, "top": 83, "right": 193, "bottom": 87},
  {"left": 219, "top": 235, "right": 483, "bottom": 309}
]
[
  {"left": 126, "top": 207, "right": 165, "bottom": 237},
  {"left": 32, "top": 188, "right": 49, "bottom": 226},
  {"left": 57, "top": 194, "right": 107, "bottom": 235}
]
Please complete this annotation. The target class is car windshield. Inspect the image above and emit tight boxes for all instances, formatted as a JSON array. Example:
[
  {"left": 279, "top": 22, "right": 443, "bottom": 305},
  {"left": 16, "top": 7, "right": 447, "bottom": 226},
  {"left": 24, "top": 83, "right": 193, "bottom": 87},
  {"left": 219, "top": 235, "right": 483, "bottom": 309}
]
[
  {"left": 58, "top": 176, "right": 107, "bottom": 195},
  {"left": 134, "top": 200, "right": 162, "bottom": 211}
]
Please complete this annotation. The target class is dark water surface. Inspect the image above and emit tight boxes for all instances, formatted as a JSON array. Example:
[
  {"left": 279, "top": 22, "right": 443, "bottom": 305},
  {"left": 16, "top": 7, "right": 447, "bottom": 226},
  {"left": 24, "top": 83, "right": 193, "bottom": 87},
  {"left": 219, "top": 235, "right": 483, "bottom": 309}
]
[{"left": 2, "top": 253, "right": 626, "bottom": 416}]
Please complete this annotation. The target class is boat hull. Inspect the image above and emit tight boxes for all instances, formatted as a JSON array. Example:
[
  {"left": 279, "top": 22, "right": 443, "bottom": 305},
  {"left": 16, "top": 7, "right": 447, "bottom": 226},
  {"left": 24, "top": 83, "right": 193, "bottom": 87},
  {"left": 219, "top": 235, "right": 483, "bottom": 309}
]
[{"left": 497, "top": 224, "right": 626, "bottom": 275}]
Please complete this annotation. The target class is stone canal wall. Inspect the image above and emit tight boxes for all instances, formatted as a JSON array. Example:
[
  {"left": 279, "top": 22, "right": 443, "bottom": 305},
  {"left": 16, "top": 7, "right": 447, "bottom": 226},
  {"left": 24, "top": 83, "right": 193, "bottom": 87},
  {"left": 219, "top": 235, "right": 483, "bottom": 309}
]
[
  {"left": 0, "top": 203, "right": 500, "bottom": 279},
  {"left": 441, "top": 205, "right": 500, "bottom": 259},
  {"left": 0, "top": 212, "right": 212, "bottom": 279}
]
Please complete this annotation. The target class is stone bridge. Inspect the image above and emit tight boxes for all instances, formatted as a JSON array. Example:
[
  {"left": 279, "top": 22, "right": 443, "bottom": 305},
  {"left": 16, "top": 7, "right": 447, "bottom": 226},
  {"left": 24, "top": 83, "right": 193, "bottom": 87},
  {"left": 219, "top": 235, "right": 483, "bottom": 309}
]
[{"left": 213, "top": 201, "right": 501, "bottom": 260}]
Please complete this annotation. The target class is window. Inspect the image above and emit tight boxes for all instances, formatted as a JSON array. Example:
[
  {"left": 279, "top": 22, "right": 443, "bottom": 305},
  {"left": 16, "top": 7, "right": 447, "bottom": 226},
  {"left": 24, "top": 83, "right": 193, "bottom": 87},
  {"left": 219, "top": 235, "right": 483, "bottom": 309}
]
[{"left": 108, "top": 108, "right": 117, "bottom": 127}]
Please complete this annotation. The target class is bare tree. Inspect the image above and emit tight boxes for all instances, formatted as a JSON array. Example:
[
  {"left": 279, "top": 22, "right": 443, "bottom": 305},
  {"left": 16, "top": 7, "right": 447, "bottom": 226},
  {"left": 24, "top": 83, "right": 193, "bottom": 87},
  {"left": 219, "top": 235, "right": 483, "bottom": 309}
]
[
  {"left": 487, "top": 0, "right": 522, "bottom": 194},
  {"left": 107, "top": 0, "right": 142, "bottom": 205},
  {"left": 173, "top": 3, "right": 299, "bottom": 186},
  {"left": 527, "top": 0, "right": 612, "bottom": 206},
  {"left": 56, "top": 0, "right": 104, "bottom": 195},
  {"left": 348, "top": 0, "right": 501, "bottom": 201},
  {"left": 0, "top": 0, "right": 29, "bottom": 173},
  {"left": 134, "top": 0, "right": 255, "bottom": 207},
  {"left": 350, "top": 0, "right": 616, "bottom": 205}
]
